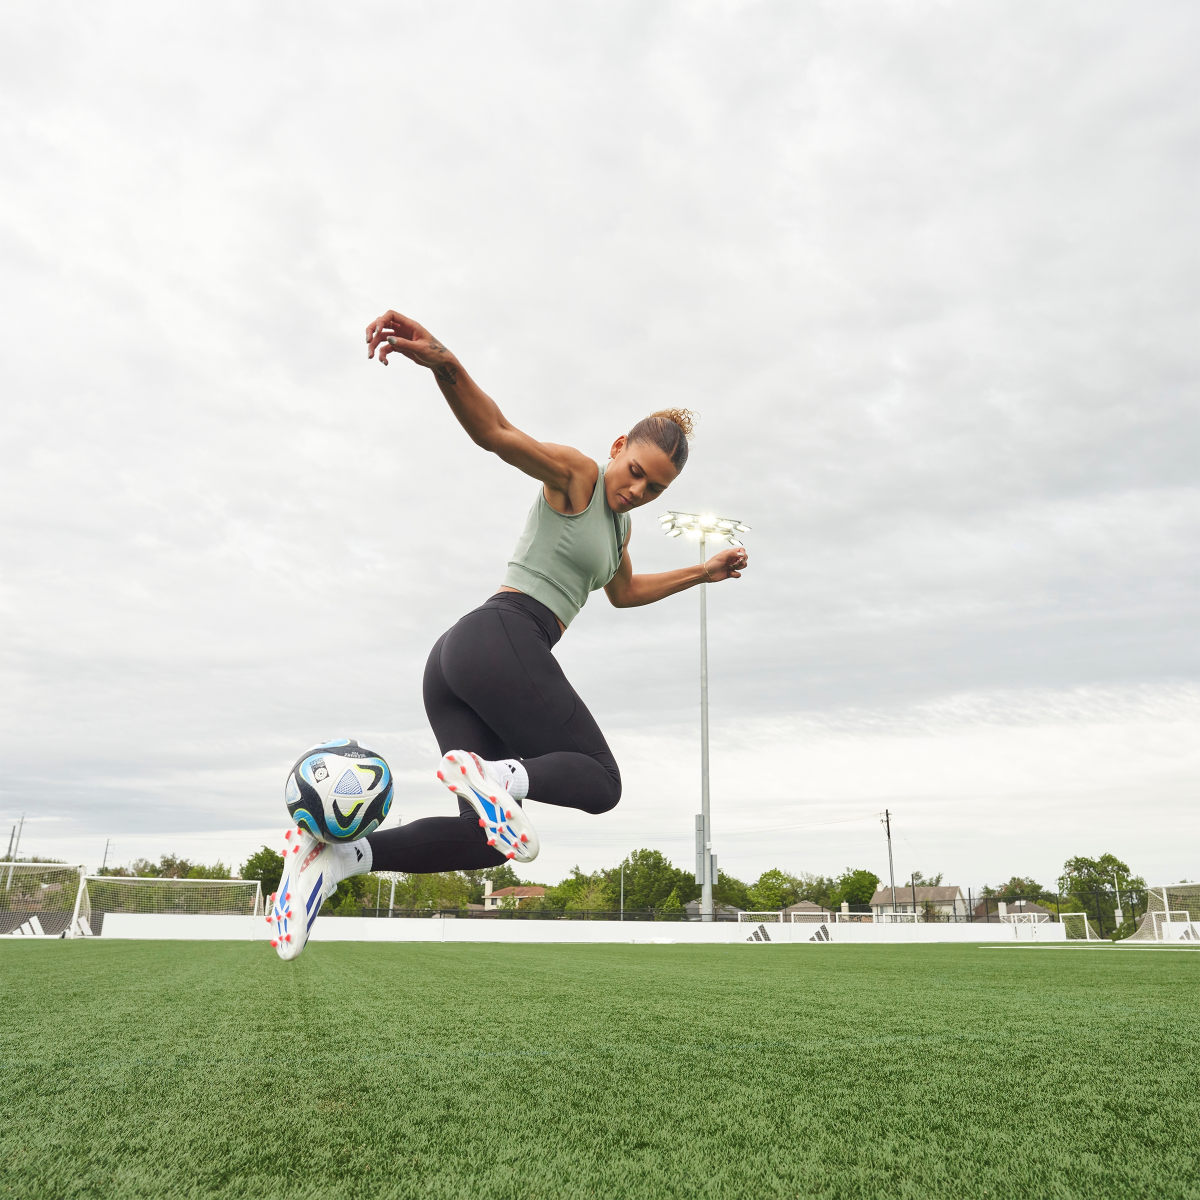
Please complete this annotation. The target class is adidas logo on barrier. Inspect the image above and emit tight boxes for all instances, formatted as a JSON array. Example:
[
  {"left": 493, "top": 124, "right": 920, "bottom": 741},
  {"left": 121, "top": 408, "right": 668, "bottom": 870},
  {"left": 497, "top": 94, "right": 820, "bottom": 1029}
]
[
  {"left": 747, "top": 924, "right": 772, "bottom": 942},
  {"left": 809, "top": 924, "right": 831, "bottom": 942},
  {"left": 5, "top": 917, "right": 46, "bottom": 937}
]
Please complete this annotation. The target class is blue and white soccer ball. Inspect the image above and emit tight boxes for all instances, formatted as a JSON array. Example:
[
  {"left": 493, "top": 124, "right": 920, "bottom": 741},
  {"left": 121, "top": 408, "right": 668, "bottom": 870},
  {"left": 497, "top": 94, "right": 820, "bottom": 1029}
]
[{"left": 285, "top": 738, "right": 393, "bottom": 843}]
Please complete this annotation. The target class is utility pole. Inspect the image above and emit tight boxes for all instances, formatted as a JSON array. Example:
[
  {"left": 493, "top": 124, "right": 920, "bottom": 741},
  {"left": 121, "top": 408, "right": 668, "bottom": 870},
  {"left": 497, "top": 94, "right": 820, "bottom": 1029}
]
[
  {"left": 882, "top": 809, "right": 897, "bottom": 910},
  {"left": 101, "top": 839, "right": 111, "bottom": 872}
]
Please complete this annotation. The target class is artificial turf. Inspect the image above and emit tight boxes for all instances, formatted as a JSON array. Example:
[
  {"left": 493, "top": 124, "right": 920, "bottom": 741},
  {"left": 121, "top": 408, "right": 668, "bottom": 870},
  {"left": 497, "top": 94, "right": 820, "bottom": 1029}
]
[{"left": 1, "top": 940, "right": 1197, "bottom": 1200}]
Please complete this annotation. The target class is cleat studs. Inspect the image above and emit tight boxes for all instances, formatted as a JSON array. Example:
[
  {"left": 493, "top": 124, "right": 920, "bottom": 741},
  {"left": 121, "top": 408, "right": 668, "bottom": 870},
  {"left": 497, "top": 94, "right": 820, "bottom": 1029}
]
[
  {"left": 460, "top": 765, "right": 467, "bottom": 774},
  {"left": 487, "top": 838, "right": 496, "bottom": 846},
  {"left": 505, "top": 810, "right": 513, "bottom": 820},
  {"left": 270, "top": 939, "right": 278, "bottom": 948},
  {"left": 505, "top": 852, "right": 515, "bottom": 860},
  {"left": 284, "top": 934, "right": 292, "bottom": 943},
  {"left": 520, "top": 834, "right": 528, "bottom": 843},
  {"left": 478, "top": 818, "right": 486, "bottom": 827},
  {"left": 285, "top": 830, "right": 293, "bottom": 840},
  {"left": 285, "top": 892, "right": 291, "bottom": 902}
]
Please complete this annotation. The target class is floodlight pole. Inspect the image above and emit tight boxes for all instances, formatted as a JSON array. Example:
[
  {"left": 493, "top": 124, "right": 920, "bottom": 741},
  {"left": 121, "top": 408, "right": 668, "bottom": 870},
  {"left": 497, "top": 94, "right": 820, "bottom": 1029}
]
[
  {"left": 660, "top": 510, "right": 749, "bottom": 924},
  {"left": 698, "top": 528, "right": 713, "bottom": 922}
]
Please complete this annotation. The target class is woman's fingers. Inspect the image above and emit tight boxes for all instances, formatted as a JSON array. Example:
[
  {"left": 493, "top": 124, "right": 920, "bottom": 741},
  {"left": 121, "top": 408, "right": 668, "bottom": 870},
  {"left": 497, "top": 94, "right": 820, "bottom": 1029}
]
[{"left": 366, "top": 310, "right": 422, "bottom": 358}]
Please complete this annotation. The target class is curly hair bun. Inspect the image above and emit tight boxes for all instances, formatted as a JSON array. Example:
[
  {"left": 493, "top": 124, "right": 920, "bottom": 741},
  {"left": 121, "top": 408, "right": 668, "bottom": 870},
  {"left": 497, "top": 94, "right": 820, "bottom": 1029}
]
[{"left": 649, "top": 408, "right": 697, "bottom": 441}]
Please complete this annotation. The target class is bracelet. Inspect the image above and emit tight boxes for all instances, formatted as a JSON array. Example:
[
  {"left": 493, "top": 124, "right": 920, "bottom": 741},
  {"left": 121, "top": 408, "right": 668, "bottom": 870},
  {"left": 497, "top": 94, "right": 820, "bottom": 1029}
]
[{"left": 702, "top": 563, "right": 714, "bottom": 583}]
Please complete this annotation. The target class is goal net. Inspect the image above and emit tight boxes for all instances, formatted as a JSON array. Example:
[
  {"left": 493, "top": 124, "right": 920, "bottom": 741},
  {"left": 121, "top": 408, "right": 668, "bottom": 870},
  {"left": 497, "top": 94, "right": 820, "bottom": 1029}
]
[
  {"left": 1000, "top": 911, "right": 1050, "bottom": 924},
  {"left": 77, "top": 877, "right": 264, "bottom": 935},
  {"left": 1059, "top": 912, "right": 1101, "bottom": 940},
  {"left": 0, "top": 863, "right": 85, "bottom": 937},
  {"left": 1125, "top": 884, "right": 1200, "bottom": 942},
  {"left": 738, "top": 911, "right": 784, "bottom": 923},
  {"left": 788, "top": 911, "right": 832, "bottom": 923},
  {"left": 878, "top": 911, "right": 920, "bottom": 924},
  {"left": 832, "top": 910, "right": 876, "bottom": 924}
]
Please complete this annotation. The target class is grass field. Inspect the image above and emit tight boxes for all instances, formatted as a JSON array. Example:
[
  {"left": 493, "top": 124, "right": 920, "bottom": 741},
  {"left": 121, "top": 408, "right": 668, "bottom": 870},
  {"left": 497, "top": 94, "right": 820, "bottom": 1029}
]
[{"left": 1, "top": 941, "right": 1197, "bottom": 1200}]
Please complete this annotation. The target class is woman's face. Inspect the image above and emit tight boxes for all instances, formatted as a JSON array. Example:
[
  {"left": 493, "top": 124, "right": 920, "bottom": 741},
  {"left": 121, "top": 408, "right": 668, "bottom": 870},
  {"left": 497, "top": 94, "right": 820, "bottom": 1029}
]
[{"left": 605, "top": 435, "right": 679, "bottom": 513}]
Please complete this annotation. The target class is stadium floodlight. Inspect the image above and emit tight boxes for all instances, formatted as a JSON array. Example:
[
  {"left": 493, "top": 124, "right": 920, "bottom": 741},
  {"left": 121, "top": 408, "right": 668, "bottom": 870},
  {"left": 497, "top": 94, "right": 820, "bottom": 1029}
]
[{"left": 660, "top": 510, "right": 751, "bottom": 923}]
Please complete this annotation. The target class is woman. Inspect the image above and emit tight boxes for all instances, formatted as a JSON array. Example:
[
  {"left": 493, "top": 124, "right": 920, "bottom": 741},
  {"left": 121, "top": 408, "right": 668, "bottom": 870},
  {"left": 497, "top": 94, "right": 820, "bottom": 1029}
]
[{"left": 269, "top": 310, "right": 748, "bottom": 959}]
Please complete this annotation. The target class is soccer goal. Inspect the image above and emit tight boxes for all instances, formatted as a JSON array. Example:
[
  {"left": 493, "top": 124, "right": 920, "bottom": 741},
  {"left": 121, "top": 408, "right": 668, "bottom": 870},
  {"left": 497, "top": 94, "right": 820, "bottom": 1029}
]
[
  {"left": 0, "top": 862, "right": 86, "bottom": 937},
  {"left": 788, "top": 911, "right": 832, "bottom": 924},
  {"left": 999, "top": 911, "right": 1050, "bottom": 924},
  {"left": 878, "top": 911, "right": 920, "bottom": 924},
  {"left": 77, "top": 876, "right": 264, "bottom": 936},
  {"left": 1059, "top": 912, "right": 1099, "bottom": 941},
  {"left": 1126, "top": 884, "right": 1200, "bottom": 943},
  {"left": 832, "top": 910, "right": 876, "bottom": 924},
  {"left": 738, "top": 911, "right": 785, "bottom": 924}
]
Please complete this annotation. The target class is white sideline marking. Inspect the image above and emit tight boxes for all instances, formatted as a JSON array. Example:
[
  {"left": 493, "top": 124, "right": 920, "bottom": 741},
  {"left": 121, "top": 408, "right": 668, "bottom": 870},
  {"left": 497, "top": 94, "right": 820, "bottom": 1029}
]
[{"left": 980, "top": 944, "right": 1200, "bottom": 952}]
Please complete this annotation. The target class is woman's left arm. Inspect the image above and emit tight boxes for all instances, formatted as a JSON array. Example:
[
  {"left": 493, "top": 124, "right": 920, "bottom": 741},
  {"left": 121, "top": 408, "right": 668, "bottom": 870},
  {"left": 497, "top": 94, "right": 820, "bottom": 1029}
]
[{"left": 605, "top": 542, "right": 748, "bottom": 609}]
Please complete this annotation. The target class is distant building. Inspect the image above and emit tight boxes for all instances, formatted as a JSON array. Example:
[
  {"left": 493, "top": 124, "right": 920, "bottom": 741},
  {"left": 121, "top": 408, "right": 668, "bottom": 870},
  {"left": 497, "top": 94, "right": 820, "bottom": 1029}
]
[
  {"left": 973, "top": 897, "right": 1054, "bottom": 922},
  {"left": 870, "top": 886, "right": 969, "bottom": 919},
  {"left": 482, "top": 882, "right": 546, "bottom": 912},
  {"left": 683, "top": 899, "right": 743, "bottom": 921},
  {"left": 784, "top": 900, "right": 831, "bottom": 918}
]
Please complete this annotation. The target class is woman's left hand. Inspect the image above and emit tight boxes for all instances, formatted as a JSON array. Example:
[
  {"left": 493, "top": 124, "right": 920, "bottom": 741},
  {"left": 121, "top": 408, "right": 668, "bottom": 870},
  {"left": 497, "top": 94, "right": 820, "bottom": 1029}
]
[{"left": 705, "top": 547, "right": 749, "bottom": 582}]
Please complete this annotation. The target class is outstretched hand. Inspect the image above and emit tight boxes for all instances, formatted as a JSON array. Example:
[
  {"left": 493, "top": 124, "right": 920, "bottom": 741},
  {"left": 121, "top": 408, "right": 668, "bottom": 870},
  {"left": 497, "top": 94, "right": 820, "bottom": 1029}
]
[
  {"left": 365, "top": 310, "right": 451, "bottom": 368},
  {"left": 705, "top": 546, "right": 749, "bottom": 582}
]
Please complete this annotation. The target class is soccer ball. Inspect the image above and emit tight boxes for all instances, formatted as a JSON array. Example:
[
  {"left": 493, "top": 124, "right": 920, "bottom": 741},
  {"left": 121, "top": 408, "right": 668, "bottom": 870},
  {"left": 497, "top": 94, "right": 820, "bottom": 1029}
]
[{"left": 284, "top": 738, "right": 393, "bottom": 842}]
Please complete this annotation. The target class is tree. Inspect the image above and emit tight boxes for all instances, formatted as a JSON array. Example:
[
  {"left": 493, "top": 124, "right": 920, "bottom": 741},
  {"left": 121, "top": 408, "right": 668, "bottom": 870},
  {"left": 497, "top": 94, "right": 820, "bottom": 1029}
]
[
  {"left": 241, "top": 847, "right": 285, "bottom": 897},
  {"left": 388, "top": 871, "right": 472, "bottom": 911},
  {"left": 980, "top": 875, "right": 1053, "bottom": 903},
  {"left": 747, "top": 869, "right": 802, "bottom": 911},
  {"left": 794, "top": 873, "right": 838, "bottom": 910},
  {"left": 909, "top": 870, "right": 943, "bottom": 887},
  {"left": 656, "top": 887, "right": 685, "bottom": 918},
  {"left": 545, "top": 867, "right": 615, "bottom": 913},
  {"left": 830, "top": 868, "right": 880, "bottom": 910},
  {"left": 714, "top": 870, "right": 751, "bottom": 911},
  {"left": 1060, "top": 853, "right": 1146, "bottom": 933},
  {"left": 607, "top": 850, "right": 697, "bottom": 913}
]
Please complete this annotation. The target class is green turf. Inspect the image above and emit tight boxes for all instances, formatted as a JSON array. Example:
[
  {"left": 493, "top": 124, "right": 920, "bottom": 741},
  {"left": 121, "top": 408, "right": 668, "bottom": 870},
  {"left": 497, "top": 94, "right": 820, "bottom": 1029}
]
[{"left": 1, "top": 942, "right": 1197, "bottom": 1200}]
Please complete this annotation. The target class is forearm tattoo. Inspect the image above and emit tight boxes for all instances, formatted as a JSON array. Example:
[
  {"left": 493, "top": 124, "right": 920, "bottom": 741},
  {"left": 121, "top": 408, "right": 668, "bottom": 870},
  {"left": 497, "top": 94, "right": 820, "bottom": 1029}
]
[{"left": 433, "top": 362, "right": 459, "bottom": 386}]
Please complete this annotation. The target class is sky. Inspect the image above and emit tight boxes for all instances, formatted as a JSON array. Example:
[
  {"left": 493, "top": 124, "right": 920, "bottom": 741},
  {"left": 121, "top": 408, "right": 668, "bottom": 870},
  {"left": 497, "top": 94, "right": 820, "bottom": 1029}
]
[{"left": 3, "top": 1, "right": 1197, "bottom": 897}]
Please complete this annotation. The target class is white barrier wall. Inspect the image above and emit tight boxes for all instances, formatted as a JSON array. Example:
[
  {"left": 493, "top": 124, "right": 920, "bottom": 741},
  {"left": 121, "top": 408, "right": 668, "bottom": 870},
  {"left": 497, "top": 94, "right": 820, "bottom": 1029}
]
[{"left": 100, "top": 914, "right": 1066, "bottom": 944}]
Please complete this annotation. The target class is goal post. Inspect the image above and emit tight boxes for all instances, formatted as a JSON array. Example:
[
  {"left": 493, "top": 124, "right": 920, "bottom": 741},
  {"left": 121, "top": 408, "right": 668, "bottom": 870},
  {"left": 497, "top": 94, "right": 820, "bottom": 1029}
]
[
  {"left": 1059, "top": 912, "right": 1099, "bottom": 941},
  {"left": 76, "top": 876, "right": 264, "bottom": 935},
  {"left": 0, "top": 863, "right": 86, "bottom": 937},
  {"left": 1125, "top": 883, "right": 1200, "bottom": 942},
  {"left": 999, "top": 911, "right": 1050, "bottom": 924},
  {"left": 738, "top": 911, "right": 784, "bottom": 924},
  {"left": 878, "top": 911, "right": 920, "bottom": 924}
]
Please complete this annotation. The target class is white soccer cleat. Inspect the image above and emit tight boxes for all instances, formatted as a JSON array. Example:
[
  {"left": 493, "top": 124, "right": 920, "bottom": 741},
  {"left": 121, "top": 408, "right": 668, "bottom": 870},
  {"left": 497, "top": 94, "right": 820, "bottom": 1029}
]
[
  {"left": 437, "top": 750, "right": 540, "bottom": 863},
  {"left": 267, "top": 826, "right": 338, "bottom": 961}
]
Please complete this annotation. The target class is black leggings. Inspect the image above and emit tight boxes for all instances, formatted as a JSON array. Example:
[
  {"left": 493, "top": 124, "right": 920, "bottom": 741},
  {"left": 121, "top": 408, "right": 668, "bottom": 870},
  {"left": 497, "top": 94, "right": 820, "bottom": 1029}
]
[{"left": 366, "top": 591, "right": 621, "bottom": 872}]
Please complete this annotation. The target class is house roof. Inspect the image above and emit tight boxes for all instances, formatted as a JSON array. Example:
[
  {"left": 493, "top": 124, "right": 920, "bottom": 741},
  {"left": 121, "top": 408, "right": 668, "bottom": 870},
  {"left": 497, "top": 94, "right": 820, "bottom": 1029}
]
[
  {"left": 785, "top": 900, "right": 830, "bottom": 914},
  {"left": 489, "top": 885, "right": 546, "bottom": 898},
  {"left": 870, "top": 886, "right": 964, "bottom": 906}
]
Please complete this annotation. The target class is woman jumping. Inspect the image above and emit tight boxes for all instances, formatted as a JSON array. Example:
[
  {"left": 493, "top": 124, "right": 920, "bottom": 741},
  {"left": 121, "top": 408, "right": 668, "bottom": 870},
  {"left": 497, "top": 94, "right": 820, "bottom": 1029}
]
[{"left": 269, "top": 310, "right": 749, "bottom": 959}]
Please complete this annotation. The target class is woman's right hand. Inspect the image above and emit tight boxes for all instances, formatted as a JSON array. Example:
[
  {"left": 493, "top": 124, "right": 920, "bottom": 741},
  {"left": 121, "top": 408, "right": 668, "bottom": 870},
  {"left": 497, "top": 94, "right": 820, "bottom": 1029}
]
[{"left": 365, "top": 311, "right": 452, "bottom": 369}]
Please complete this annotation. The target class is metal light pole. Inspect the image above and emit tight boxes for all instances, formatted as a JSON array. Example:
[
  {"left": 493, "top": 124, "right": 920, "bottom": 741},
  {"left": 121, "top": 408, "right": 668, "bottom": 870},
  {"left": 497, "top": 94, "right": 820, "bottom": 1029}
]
[{"left": 660, "top": 510, "right": 750, "bottom": 922}]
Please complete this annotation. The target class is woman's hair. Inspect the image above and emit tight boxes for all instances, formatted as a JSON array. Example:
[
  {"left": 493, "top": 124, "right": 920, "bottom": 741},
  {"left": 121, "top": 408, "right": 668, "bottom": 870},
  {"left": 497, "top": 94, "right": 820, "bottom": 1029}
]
[{"left": 627, "top": 408, "right": 696, "bottom": 472}]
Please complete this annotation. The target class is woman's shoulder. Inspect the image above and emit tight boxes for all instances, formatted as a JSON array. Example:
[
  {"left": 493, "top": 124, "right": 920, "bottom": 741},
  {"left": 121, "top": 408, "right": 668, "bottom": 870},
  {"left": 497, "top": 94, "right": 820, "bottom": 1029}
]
[{"left": 542, "top": 450, "right": 599, "bottom": 515}]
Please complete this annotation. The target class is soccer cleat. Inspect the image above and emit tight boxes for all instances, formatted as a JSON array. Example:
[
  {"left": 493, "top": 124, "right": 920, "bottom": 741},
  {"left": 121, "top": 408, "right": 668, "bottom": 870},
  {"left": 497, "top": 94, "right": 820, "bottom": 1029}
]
[
  {"left": 437, "top": 750, "right": 540, "bottom": 863},
  {"left": 267, "top": 826, "right": 337, "bottom": 961}
]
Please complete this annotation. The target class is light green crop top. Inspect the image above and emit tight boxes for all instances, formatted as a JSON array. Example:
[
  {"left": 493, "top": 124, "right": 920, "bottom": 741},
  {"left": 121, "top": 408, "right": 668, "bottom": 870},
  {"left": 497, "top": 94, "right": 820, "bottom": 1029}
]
[{"left": 503, "top": 465, "right": 631, "bottom": 628}]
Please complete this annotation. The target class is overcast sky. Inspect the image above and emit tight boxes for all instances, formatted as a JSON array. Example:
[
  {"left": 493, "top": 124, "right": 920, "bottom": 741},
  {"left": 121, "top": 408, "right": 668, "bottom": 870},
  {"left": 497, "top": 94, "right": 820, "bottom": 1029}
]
[{"left": 3, "top": 1, "right": 1197, "bottom": 896}]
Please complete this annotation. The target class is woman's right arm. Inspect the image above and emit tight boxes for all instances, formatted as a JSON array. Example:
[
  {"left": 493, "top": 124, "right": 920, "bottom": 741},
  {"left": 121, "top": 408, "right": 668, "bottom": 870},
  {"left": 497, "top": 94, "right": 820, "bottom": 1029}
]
[{"left": 366, "top": 310, "right": 591, "bottom": 502}]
